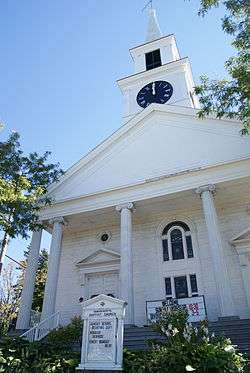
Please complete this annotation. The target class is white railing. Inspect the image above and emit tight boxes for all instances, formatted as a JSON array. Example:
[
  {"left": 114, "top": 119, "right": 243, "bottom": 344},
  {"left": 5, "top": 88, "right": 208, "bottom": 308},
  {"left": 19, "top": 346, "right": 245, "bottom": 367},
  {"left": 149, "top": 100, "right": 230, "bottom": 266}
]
[{"left": 20, "top": 311, "right": 60, "bottom": 342}]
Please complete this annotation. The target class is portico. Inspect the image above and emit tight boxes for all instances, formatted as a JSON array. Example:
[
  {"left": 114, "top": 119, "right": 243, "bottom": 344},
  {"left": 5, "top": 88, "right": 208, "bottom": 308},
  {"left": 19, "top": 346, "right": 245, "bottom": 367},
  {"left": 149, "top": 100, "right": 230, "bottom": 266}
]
[{"left": 16, "top": 175, "right": 250, "bottom": 330}]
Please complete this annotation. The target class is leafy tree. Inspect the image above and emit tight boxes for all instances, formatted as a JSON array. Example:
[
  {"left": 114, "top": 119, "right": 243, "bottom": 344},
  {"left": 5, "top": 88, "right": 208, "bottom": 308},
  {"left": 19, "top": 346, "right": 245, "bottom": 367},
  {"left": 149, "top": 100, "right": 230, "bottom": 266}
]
[
  {"left": 0, "top": 132, "right": 63, "bottom": 274},
  {"left": 31, "top": 249, "right": 48, "bottom": 312},
  {"left": 0, "top": 264, "right": 20, "bottom": 336},
  {"left": 194, "top": 0, "right": 250, "bottom": 134},
  {"left": 0, "top": 250, "right": 48, "bottom": 335}
]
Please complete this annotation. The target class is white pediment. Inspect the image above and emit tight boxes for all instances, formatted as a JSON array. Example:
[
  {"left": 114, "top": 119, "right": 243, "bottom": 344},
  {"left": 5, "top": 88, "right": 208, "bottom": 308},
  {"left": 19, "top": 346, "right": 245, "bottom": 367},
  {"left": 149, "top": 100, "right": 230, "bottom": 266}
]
[
  {"left": 47, "top": 104, "right": 250, "bottom": 203},
  {"left": 81, "top": 294, "right": 126, "bottom": 311},
  {"left": 76, "top": 249, "right": 120, "bottom": 268}
]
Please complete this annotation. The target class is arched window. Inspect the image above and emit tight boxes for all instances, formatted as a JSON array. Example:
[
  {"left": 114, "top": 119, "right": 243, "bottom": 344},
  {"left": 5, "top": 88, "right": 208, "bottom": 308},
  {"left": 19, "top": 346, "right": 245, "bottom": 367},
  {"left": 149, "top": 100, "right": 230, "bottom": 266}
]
[{"left": 162, "top": 221, "right": 194, "bottom": 261}]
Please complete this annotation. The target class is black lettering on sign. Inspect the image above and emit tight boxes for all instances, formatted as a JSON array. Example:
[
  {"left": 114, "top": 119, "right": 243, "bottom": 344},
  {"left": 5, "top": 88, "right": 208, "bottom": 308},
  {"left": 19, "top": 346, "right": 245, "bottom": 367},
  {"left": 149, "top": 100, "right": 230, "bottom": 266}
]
[
  {"left": 102, "top": 321, "right": 112, "bottom": 325},
  {"left": 104, "top": 313, "right": 116, "bottom": 317}
]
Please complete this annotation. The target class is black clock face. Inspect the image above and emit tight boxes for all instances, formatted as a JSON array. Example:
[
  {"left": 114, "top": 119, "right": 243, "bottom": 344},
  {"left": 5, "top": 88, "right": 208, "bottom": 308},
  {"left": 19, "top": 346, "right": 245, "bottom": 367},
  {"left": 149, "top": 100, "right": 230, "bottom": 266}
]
[{"left": 136, "top": 81, "right": 173, "bottom": 109}]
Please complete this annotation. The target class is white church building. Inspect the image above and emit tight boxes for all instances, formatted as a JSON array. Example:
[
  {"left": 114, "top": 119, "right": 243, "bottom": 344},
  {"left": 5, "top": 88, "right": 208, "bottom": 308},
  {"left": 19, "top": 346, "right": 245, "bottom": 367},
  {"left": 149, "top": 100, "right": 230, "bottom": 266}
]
[{"left": 17, "top": 9, "right": 250, "bottom": 331}]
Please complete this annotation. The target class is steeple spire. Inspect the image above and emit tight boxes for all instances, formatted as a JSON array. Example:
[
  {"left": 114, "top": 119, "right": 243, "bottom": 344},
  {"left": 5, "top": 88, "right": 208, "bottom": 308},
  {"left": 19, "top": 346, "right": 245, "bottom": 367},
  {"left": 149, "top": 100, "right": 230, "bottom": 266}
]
[{"left": 146, "top": 7, "right": 162, "bottom": 42}]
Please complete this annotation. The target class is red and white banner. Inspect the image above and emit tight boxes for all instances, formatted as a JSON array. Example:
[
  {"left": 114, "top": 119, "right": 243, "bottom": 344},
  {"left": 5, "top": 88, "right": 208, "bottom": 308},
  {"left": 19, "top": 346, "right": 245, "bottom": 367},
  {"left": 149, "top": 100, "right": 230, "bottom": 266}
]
[{"left": 146, "top": 296, "right": 206, "bottom": 324}]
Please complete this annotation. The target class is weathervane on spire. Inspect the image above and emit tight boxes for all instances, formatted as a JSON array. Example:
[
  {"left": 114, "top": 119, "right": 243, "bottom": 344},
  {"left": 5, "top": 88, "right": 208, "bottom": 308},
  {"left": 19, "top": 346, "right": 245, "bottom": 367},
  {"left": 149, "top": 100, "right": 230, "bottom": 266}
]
[{"left": 142, "top": 0, "right": 153, "bottom": 12}]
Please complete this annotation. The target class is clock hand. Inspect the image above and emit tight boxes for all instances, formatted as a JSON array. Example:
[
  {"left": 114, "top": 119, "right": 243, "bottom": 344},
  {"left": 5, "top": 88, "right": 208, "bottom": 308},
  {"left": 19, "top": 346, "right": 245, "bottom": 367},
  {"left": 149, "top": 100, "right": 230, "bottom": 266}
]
[{"left": 152, "top": 82, "right": 156, "bottom": 95}]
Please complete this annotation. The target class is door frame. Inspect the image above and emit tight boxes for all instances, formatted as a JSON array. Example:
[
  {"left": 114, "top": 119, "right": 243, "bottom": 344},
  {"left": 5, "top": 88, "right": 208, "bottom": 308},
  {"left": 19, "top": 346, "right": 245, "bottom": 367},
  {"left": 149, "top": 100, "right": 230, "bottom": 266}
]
[{"left": 75, "top": 249, "right": 120, "bottom": 301}]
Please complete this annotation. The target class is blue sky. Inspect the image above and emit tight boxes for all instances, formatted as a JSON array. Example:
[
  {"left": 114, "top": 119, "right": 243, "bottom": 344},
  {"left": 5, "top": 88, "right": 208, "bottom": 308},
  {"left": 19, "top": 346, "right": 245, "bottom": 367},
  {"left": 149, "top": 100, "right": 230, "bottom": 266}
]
[{"left": 0, "top": 0, "right": 233, "bottom": 270}]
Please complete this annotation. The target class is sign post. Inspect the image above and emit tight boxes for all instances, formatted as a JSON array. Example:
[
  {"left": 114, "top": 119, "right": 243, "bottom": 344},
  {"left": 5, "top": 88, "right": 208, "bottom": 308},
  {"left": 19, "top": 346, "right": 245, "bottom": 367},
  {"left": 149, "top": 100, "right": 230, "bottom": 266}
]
[{"left": 76, "top": 294, "right": 127, "bottom": 372}]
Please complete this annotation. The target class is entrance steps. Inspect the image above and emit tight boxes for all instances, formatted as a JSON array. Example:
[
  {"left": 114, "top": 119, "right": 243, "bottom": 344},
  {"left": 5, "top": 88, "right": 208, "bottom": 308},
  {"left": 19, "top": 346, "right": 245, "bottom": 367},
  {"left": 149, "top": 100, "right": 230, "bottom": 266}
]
[
  {"left": 7, "top": 329, "right": 28, "bottom": 338},
  {"left": 123, "top": 319, "right": 250, "bottom": 354},
  {"left": 9, "top": 319, "right": 250, "bottom": 356}
]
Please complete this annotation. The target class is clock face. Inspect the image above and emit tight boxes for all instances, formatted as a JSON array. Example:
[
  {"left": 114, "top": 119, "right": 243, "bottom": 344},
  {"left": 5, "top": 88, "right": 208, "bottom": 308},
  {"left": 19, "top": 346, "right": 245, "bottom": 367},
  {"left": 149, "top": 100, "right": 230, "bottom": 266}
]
[{"left": 136, "top": 81, "right": 173, "bottom": 109}]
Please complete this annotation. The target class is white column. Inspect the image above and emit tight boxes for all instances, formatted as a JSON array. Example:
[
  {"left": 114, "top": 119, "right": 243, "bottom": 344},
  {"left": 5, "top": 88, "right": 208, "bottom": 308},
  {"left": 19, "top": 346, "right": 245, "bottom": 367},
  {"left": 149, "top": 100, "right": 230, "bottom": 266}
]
[
  {"left": 116, "top": 203, "right": 135, "bottom": 324},
  {"left": 16, "top": 230, "right": 42, "bottom": 329},
  {"left": 41, "top": 217, "right": 64, "bottom": 321},
  {"left": 196, "top": 184, "right": 235, "bottom": 317}
]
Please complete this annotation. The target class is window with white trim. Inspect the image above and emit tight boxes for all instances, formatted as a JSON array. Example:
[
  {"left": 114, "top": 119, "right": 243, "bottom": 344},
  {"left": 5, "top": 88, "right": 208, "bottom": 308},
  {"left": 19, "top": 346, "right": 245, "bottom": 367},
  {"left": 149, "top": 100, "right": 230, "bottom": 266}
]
[
  {"left": 165, "top": 274, "right": 199, "bottom": 299},
  {"left": 162, "top": 221, "right": 194, "bottom": 261}
]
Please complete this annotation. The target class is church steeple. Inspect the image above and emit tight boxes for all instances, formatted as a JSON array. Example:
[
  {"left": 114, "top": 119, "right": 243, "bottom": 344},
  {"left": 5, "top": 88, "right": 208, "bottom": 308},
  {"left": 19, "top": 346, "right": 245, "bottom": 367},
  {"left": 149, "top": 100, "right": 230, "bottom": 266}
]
[
  {"left": 117, "top": 7, "right": 200, "bottom": 120},
  {"left": 146, "top": 8, "right": 162, "bottom": 42}
]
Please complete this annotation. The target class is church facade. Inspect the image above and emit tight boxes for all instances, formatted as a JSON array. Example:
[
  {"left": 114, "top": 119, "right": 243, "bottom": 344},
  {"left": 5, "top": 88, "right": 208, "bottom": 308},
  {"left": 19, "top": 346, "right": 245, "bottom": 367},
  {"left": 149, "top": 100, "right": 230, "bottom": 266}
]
[{"left": 17, "top": 10, "right": 250, "bottom": 330}]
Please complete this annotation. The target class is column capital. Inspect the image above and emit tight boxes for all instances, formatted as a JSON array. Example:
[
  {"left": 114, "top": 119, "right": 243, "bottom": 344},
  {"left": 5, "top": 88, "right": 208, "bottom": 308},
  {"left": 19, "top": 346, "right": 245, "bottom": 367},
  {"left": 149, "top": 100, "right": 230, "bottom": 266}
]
[
  {"left": 49, "top": 216, "right": 65, "bottom": 225},
  {"left": 116, "top": 202, "right": 135, "bottom": 213},
  {"left": 195, "top": 184, "right": 216, "bottom": 196}
]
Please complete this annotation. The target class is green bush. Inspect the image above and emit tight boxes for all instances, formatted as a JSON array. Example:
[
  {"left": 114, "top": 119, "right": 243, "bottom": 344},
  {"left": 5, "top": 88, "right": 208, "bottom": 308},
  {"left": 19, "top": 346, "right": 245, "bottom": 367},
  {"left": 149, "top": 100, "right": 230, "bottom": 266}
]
[
  {"left": 123, "top": 305, "right": 248, "bottom": 373},
  {"left": 46, "top": 316, "right": 83, "bottom": 345},
  {"left": 0, "top": 337, "right": 79, "bottom": 373}
]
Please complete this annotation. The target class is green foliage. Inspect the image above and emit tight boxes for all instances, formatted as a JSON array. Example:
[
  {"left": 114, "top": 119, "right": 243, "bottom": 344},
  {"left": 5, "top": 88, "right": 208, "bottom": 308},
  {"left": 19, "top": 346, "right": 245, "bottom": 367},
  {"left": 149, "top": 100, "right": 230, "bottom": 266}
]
[
  {"left": 46, "top": 316, "right": 83, "bottom": 345},
  {"left": 0, "top": 337, "right": 79, "bottom": 373},
  {"left": 0, "top": 132, "right": 63, "bottom": 269},
  {"left": 0, "top": 264, "right": 20, "bottom": 337},
  {"left": 193, "top": 0, "right": 250, "bottom": 134},
  {"left": 153, "top": 302, "right": 189, "bottom": 336},
  {"left": 123, "top": 306, "right": 247, "bottom": 372},
  {"left": 31, "top": 249, "right": 48, "bottom": 311}
]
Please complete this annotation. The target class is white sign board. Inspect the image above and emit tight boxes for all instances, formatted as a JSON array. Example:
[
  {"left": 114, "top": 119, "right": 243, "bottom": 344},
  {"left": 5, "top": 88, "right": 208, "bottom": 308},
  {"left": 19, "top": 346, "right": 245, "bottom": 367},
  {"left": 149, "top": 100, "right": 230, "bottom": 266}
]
[
  {"left": 146, "top": 296, "right": 206, "bottom": 324},
  {"left": 87, "top": 318, "right": 115, "bottom": 362},
  {"left": 76, "top": 294, "right": 126, "bottom": 372}
]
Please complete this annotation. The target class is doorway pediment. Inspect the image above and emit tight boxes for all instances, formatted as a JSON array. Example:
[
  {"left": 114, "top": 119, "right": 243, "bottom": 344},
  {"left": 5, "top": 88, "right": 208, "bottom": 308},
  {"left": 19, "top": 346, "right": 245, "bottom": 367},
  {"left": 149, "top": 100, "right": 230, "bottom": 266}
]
[
  {"left": 231, "top": 227, "right": 250, "bottom": 263},
  {"left": 231, "top": 227, "right": 250, "bottom": 246},
  {"left": 76, "top": 249, "right": 120, "bottom": 268}
]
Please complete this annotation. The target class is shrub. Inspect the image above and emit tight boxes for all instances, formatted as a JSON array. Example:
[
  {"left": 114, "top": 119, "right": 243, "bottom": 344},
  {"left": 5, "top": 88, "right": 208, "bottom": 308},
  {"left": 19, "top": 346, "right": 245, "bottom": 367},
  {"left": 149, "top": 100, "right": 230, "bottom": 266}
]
[
  {"left": 123, "top": 305, "right": 248, "bottom": 372},
  {"left": 0, "top": 337, "right": 79, "bottom": 372},
  {"left": 46, "top": 316, "right": 83, "bottom": 345}
]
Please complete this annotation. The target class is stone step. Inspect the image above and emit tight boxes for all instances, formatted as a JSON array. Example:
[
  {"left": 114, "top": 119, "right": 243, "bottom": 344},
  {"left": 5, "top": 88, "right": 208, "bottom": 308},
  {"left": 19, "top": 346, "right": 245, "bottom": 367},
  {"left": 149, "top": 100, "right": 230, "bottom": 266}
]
[
  {"left": 124, "top": 335, "right": 166, "bottom": 342},
  {"left": 209, "top": 320, "right": 250, "bottom": 327},
  {"left": 8, "top": 329, "right": 27, "bottom": 338},
  {"left": 123, "top": 320, "right": 250, "bottom": 354}
]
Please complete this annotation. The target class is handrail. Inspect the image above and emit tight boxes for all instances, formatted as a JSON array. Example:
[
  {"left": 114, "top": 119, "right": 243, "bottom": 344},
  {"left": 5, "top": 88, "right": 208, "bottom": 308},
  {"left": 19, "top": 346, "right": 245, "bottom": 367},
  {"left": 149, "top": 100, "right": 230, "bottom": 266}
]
[{"left": 20, "top": 311, "right": 60, "bottom": 342}]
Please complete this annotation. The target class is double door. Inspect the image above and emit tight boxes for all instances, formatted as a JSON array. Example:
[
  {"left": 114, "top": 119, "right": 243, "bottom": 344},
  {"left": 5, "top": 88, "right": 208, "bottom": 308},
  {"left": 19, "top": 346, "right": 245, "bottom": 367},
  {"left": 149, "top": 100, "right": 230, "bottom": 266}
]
[{"left": 87, "top": 272, "right": 119, "bottom": 299}]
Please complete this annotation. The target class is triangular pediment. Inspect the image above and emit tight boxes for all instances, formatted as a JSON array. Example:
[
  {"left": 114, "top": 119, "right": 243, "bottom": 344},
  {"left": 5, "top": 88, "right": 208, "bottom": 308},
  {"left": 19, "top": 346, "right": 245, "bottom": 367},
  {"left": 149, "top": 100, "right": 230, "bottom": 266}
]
[
  {"left": 76, "top": 249, "right": 120, "bottom": 268},
  {"left": 82, "top": 294, "right": 126, "bottom": 309},
  {"left": 47, "top": 104, "right": 250, "bottom": 202}
]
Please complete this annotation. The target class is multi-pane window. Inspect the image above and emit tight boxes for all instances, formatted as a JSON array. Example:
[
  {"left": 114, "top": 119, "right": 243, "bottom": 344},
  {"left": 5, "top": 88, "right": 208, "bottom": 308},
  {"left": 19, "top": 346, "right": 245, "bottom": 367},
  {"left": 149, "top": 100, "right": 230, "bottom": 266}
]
[
  {"left": 162, "top": 221, "right": 194, "bottom": 261},
  {"left": 145, "top": 49, "right": 162, "bottom": 70},
  {"left": 165, "top": 277, "right": 172, "bottom": 298},
  {"left": 165, "top": 274, "right": 198, "bottom": 299},
  {"left": 190, "top": 274, "right": 198, "bottom": 295},
  {"left": 174, "top": 276, "right": 188, "bottom": 299}
]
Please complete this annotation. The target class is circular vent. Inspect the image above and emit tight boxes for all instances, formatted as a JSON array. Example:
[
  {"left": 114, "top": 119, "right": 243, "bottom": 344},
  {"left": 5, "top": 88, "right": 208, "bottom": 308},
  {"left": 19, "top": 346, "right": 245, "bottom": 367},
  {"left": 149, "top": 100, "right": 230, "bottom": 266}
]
[
  {"left": 98, "top": 231, "right": 111, "bottom": 243},
  {"left": 101, "top": 233, "right": 109, "bottom": 242}
]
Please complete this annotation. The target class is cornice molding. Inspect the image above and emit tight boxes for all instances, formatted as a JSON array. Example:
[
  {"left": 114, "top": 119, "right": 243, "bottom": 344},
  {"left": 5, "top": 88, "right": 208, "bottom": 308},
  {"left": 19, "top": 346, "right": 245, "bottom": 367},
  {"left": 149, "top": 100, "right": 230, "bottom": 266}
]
[{"left": 117, "top": 58, "right": 189, "bottom": 88}]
